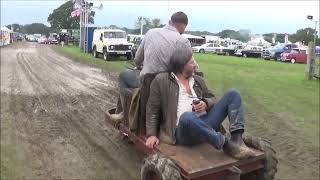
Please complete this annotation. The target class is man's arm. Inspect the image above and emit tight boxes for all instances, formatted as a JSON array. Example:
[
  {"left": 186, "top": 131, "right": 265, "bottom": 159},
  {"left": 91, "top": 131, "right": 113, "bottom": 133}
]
[
  {"left": 146, "top": 77, "right": 161, "bottom": 137},
  {"left": 134, "top": 37, "right": 145, "bottom": 68},
  {"left": 145, "top": 76, "right": 163, "bottom": 148}
]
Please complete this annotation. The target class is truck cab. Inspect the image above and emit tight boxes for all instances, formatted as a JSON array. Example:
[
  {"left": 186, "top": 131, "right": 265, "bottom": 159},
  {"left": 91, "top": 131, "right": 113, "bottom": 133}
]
[
  {"left": 92, "top": 29, "right": 133, "bottom": 61},
  {"left": 262, "top": 43, "right": 296, "bottom": 61}
]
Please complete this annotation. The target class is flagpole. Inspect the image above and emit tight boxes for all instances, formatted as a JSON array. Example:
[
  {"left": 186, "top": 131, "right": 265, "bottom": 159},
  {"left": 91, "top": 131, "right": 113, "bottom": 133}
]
[
  {"left": 79, "top": 10, "right": 82, "bottom": 48},
  {"left": 140, "top": 16, "right": 143, "bottom": 35}
]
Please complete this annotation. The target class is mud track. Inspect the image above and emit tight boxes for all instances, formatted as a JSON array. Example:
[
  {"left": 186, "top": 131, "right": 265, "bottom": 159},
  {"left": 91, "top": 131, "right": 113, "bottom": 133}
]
[{"left": 1, "top": 42, "right": 144, "bottom": 180}]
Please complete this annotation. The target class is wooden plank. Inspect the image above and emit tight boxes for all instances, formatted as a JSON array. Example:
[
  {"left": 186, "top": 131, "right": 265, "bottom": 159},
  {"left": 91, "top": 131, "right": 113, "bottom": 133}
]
[{"left": 156, "top": 143, "right": 264, "bottom": 178}]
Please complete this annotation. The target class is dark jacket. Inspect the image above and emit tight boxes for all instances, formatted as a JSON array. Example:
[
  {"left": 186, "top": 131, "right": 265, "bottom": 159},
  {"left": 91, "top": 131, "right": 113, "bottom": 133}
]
[{"left": 146, "top": 72, "right": 217, "bottom": 144}]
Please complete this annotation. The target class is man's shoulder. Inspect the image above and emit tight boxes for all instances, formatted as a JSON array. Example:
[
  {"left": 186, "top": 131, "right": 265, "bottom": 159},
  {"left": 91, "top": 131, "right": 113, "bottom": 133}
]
[
  {"left": 154, "top": 72, "right": 170, "bottom": 80},
  {"left": 146, "top": 27, "right": 164, "bottom": 35}
]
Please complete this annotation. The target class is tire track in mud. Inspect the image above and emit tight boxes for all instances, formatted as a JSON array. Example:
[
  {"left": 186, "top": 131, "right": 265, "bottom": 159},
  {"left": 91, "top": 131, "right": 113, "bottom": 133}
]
[
  {"left": 244, "top": 94, "right": 319, "bottom": 178},
  {"left": 35, "top": 44, "right": 119, "bottom": 105},
  {"left": 2, "top": 42, "right": 144, "bottom": 179}
]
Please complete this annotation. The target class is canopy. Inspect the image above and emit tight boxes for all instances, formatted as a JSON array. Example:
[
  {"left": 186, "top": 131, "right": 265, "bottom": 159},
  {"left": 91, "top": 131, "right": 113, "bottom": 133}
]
[
  {"left": 247, "top": 37, "right": 271, "bottom": 47},
  {"left": 182, "top": 34, "right": 204, "bottom": 40},
  {"left": 1, "top": 26, "right": 13, "bottom": 32}
]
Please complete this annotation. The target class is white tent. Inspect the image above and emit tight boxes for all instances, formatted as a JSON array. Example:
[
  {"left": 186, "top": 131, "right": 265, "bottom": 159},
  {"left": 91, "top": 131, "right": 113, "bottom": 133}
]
[
  {"left": 182, "top": 34, "right": 206, "bottom": 46},
  {"left": 204, "top": 35, "right": 221, "bottom": 43},
  {"left": 247, "top": 37, "right": 271, "bottom": 47},
  {"left": 1, "top": 26, "right": 13, "bottom": 32},
  {"left": 0, "top": 26, "right": 13, "bottom": 46},
  {"left": 182, "top": 34, "right": 204, "bottom": 40}
]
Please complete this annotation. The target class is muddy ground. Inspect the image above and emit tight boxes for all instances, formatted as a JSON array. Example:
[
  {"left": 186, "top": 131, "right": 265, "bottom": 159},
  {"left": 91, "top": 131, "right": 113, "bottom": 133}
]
[
  {"left": 1, "top": 42, "right": 144, "bottom": 180},
  {"left": 1, "top": 42, "right": 319, "bottom": 180}
]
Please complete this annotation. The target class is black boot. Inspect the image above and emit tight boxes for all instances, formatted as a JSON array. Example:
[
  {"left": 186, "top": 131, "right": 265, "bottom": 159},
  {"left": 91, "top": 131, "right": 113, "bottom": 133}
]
[{"left": 231, "top": 129, "right": 245, "bottom": 145}]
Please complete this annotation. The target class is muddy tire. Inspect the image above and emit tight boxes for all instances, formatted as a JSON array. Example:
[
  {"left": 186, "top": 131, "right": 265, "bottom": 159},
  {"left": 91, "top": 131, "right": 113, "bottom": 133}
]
[
  {"left": 92, "top": 46, "right": 98, "bottom": 58},
  {"left": 199, "top": 49, "right": 205, "bottom": 53},
  {"left": 243, "top": 135, "right": 278, "bottom": 180},
  {"left": 103, "top": 48, "right": 110, "bottom": 61},
  {"left": 141, "top": 154, "right": 182, "bottom": 180},
  {"left": 127, "top": 53, "right": 132, "bottom": 60},
  {"left": 243, "top": 53, "right": 247, "bottom": 58}
]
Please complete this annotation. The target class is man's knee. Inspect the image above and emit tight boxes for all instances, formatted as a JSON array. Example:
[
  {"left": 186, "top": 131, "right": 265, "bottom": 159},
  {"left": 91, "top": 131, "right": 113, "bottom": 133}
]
[
  {"left": 119, "top": 69, "right": 133, "bottom": 81},
  {"left": 118, "top": 69, "right": 138, "bottom": 88},
  {"left": 226, "top": 89, "right": 241, "bottom": 99}
]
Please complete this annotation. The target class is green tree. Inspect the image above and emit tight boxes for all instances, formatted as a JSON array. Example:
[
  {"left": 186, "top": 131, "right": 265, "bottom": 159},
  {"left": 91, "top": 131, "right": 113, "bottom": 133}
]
[
  {"left": 289, "top": 27, "right": 318, "bottom": 45},
  {"left": 216, "top": 29, "right": 250, "bottom": 42},
  {"left": 151, "top": 18, "right": 161, "bottom": 28},
  {"left": 47, "top": 0, "right": 94, "bottom": 30},
  {"left": 22, "top": 23, "right": 51, "bottom": 36},
  {"left": 263, "top": 33, "right": 274, "bottom": 43},
  {"left": 134, "top": 16, "right": 151, "bottom": 34},
  {"left": 6, "top": 23, "right": 22, "bottom": 32}
]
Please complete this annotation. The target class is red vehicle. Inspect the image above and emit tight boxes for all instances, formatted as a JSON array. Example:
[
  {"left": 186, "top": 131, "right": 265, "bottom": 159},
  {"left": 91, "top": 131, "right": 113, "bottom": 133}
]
[
  {"left": 281, "top": 48, "right": 307, "bottom": 64},
  {"left": 105, "top": 74, "right": 278, "bottom": 180}
]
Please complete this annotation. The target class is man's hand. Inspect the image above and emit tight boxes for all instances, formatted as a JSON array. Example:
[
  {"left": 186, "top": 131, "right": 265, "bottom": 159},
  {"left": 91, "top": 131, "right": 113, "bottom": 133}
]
[
  {"left": 146, "top": 136, "right": 159, "bottom": 149},
  {"left": 193, "top": 100, "right": 207, "bottom": 112}
]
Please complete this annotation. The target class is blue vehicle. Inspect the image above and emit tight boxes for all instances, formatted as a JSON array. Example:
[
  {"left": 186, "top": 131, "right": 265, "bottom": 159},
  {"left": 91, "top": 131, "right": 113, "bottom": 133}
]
[
  {"left": 262, "top": 43, "right": 297, "bottom": 61},
  {"left": 315, "top": 46, "right": 320, "bottom": 56}
]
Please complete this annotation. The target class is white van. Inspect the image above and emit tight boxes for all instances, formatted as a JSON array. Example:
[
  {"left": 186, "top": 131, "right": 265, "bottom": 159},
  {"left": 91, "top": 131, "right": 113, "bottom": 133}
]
[{"left": 92, "top": 29, "right": 133, "bottom": 60}]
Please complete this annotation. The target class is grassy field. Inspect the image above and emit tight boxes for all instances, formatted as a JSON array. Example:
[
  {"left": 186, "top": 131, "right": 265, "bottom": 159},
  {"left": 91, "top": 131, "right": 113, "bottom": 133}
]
[
  {"left": 54, "top": 45, "right": 320, "bottom": 179},
  {"left": 54, "top": 45, "right": 127, "bottom": 72}
]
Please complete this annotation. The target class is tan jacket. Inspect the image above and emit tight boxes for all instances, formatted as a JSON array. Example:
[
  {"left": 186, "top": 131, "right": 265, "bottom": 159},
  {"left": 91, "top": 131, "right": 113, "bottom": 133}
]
[{"left": 146, "top": 72, "right": 217, "bottom": 144}]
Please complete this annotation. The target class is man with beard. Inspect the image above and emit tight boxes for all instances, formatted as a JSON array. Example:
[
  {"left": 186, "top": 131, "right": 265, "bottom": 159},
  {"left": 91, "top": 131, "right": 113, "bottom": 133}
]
[{"left": 145, "top": 41, "right": 255, "bottom": 159}]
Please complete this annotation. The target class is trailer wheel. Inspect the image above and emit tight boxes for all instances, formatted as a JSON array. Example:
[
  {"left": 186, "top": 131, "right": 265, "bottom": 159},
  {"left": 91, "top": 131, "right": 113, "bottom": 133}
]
[
  {"left": 243, "top": 135, "right": 278, "bottom": 180},
  {"left": 141, "top": 154, "right": 182, "bottom": 180}
]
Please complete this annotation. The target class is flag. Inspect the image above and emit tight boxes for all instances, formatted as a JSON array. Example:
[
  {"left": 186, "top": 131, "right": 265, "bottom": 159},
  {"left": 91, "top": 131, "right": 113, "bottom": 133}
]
[{"left": 71, "top": 9, "right": 82, "bottom": 17}]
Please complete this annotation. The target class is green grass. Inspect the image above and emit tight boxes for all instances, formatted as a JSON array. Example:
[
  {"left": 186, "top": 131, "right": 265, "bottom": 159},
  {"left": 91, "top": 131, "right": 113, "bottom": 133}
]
[
  {"left": 54, "top": 46, "right": 319, "bottom": 146},
  {"left": 53, "top": 45, "right": 128, "bottom": 72},
  {"left": 53, "top": 48, "right": 320, "bottom": 178}
]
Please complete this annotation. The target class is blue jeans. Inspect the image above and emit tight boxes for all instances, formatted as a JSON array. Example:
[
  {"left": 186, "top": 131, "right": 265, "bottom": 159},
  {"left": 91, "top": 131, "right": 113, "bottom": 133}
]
[
  {"left": 175, "top": 89, "right": 245, "bottom": 149},
  {"left": 118, "top": 69, "right": 139, "bottom": 89}
]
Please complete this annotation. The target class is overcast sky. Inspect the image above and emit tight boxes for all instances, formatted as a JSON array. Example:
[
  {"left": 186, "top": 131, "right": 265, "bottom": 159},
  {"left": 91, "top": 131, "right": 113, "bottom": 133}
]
[{"left": 1, "top": 0, "right": 319, "bottom": 35}]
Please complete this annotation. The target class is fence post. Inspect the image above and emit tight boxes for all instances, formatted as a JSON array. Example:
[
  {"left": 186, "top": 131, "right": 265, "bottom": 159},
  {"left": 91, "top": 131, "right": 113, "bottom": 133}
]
[{"left": 306, "top": 42, "right": 315, "bottom": 80}]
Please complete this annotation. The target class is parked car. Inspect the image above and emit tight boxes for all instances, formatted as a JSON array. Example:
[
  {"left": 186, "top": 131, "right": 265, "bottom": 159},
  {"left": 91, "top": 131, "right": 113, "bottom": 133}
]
[
  {"left": 16, "top": 36, "right": 24, "bottom": 41},
  {"left": 262, "top": 43, "right": 297, "bottom": 61},
  {"left": 33, "top": 34, "right": 42, "bottom": 42},
  {"left": 240, "top": 45, "right": 263, "bottom": 58},
  {"left": 38, "top": 36, "right": 48, "bottom": 44},
  {"left": 220, "top": 45, "right": 244, "bottom": 56},
  {"left": 92, "top": 29, "right": 133, "bottom": 60},
  {"left": 131, "top": 36, "right": 143, "bottom": 59},
  {"left": 192, "top": 43, "right": 223, "bottom": 53},
  {"left": 281, "top": 48, "right": 307, "bottom": 64},
  {"left": 315, "top": 46, "right": 320, "bottom": 56},
  {"left": 26, "top": 35, "right": 37, "bottom": 42},
  {"left": 47, "top": 37, "right": 58, "bottom": 44}
]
